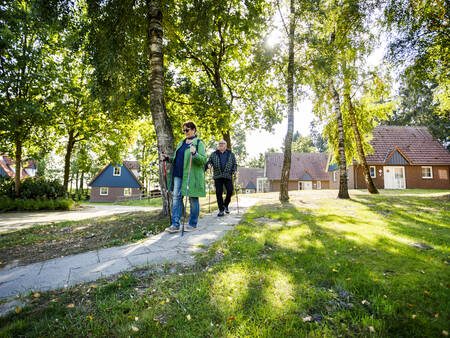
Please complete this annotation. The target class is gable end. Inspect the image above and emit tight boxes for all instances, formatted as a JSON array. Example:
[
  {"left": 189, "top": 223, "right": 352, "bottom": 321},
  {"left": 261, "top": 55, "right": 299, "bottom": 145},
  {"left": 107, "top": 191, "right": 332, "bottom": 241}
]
[{"left": 386, "top": 148, "right": 411, "bottom": 165}]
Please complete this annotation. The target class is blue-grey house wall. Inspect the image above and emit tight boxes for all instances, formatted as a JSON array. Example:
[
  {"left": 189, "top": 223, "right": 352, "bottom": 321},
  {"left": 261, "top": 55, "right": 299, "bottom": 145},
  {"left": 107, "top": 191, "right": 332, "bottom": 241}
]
[
  {"left": 387, "top": 151, "right": 410, "bottom": 165},
  {"left": 90, "top": 164, "right": 141, "bottom": 188}
]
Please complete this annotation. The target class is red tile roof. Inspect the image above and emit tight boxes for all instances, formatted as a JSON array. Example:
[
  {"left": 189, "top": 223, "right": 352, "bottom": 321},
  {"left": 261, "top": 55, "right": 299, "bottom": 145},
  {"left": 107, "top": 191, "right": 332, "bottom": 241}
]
[
  {"left": 367, "top": 126, "right": 450, "bottom": 164},
  {"left": 123, "top": 161, "right": 140, "bottom": 170},
  {"left": 265, "top": 152, "right": 329, "bottom": 180},
  {"left": 237, "top": 167, "right": 264, "bottom": 189}
]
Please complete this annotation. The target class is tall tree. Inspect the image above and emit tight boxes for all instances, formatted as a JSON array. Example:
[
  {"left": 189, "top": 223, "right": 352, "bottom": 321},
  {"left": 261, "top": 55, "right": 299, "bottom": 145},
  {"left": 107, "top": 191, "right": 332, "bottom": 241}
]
[
  {"left": 166, "top": 0, "right": 280, "bottom": 148},
  {"left": 87, "top": 0, "right": 174, "bottom": 216},
  {"left": 147, "top": 0, "right": 174, "bottom": 216},
  {"left": 0, "top": 0, "right": 61, "bottom": 195},
  {"left": 279, "top": 0, "right": 295, "bottom": 203}
]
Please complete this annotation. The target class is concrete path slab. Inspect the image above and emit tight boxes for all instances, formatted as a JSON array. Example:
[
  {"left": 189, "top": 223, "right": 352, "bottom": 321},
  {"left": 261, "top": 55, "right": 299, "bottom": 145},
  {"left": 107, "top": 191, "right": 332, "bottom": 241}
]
[
  {"left": 0, "top": 204, "right": 160, "bottom": 234},
  {"left": 0, "top": 196, "right": 258, "bottom": 301}
]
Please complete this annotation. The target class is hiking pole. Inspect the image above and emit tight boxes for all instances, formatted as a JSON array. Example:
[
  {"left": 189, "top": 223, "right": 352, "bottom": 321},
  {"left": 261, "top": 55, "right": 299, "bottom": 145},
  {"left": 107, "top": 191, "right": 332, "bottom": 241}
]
[
  {"left": 208, "top": 167, "right": 211, "bottom": 213},
  {"left": 181, "top": 149, "right": 193, "bottom": 236},
  {"left": 162, "top": 159, "right": 172, "bottom": 225},
  {"left": 234, "top": 173, "right": 239, "bottom": 214}
]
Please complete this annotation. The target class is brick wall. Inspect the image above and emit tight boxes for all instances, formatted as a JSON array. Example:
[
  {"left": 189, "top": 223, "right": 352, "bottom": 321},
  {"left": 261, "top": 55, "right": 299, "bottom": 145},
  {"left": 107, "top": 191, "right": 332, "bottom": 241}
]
[
  {"left": 90, "top": 187, "right": 142, "bottom": 202},
  {"left": 269, "top": 180, "right": 330, "bottom": 191},
  {"left": 354, "top": 165, "right": 450, "bottom": 189}
]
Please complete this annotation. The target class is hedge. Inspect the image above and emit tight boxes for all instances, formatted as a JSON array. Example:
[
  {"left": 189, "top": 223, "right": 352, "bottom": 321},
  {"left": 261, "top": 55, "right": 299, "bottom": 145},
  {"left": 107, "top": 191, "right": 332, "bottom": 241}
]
[{"left": 0, "top": 197, "right": 74, "bottom": 212}]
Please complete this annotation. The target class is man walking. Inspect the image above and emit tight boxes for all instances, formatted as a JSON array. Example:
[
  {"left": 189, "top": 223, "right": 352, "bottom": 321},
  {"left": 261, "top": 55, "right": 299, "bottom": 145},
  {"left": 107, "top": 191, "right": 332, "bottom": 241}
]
[{"left": 206, "top": 140, "right": 237, "bottom": 216}]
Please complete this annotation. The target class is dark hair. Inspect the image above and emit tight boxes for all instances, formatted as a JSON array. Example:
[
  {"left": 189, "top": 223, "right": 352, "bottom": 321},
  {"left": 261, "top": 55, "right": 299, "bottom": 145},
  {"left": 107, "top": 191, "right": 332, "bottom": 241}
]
[{"left": 183, "top": 121, "right": 197, "bottom": 133}]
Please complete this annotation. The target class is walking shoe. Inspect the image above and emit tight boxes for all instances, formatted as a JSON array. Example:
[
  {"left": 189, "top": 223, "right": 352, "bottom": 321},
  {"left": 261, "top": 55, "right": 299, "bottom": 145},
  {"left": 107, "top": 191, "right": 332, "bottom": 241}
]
[
  {"left": 184, "top": 225, "right": 197, "bottom": 232},
  {"left": 218, "top": 210, "right": 225, "bottom": 216},
  {"left": 165, "top": 225, "right": 180, "bottom": 233},
  {"left": 224, "top": 206, "right": 230, "bottom": 214}
]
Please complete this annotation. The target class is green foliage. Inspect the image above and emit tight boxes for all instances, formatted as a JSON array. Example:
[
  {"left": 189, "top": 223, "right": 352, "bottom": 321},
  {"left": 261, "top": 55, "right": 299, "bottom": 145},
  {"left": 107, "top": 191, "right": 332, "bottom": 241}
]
[
  {"left": 384, "top": 0, "right": 449, "bottom": 115},
  {"left": 246, "top": 153, "right": 265, "bottom": 168},
  {"left": 291, "top": 132, "right": 316, "bottom": 153},
  {"left": 0, "top": 177, "right": 65, "bottom": 199},
  {"left": 0, "top": 197, "right": 74, "bottom": 212}
]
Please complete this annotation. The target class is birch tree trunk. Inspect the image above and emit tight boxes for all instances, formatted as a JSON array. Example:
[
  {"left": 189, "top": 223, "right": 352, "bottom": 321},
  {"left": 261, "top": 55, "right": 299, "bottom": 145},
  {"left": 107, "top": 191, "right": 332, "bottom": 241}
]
[
  {"left": 280, "top": 0, "right": 295, "bottom": 203},
  {"left": 329, "top": 80, "right": 350, "bottom": 199},
  {"left": 147, "top": 0, "right": 174, "bottom": 217},
  {"left": 345, "top": 92, "right": 378, "bottom": 194}
]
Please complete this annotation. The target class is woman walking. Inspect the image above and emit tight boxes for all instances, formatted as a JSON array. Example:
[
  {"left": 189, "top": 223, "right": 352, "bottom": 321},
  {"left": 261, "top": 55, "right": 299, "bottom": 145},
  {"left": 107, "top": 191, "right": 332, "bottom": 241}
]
[{"left": 161, "top": 121, "right": 207, "bottom": 233}]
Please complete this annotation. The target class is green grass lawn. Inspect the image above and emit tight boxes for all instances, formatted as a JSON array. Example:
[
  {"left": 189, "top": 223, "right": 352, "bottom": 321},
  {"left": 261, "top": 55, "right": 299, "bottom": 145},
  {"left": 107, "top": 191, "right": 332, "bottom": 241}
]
[{"left": 1, "top": 189, "right": 449, "bottom": 337}]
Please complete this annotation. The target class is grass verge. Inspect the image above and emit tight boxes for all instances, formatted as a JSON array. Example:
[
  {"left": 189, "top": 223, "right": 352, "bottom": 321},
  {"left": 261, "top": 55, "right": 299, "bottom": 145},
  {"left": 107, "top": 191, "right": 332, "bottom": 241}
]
[{"left": 1, "top": 190, "right": 448, "bottom": 336}]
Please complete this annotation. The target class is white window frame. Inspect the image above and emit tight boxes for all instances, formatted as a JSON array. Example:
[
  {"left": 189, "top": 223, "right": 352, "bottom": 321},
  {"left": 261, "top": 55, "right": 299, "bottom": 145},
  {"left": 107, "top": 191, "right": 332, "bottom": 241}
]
[
  {"left": 370, "top": 166, "right": 376, "bottom": 178},
  {"left": 113, "top": 166, "right": 121, "bottom": 176},
  {"left": 333, "top": 171, "right": 337, "bottom": 182},
  {"left": 124, "top": 188, "right": 132, "bottom": 196},
  {"left": 100, "top": 187, "right": 108, "bottom": 196},
  {"left": 317, "top": 181, "right": 321, "bottom": 190},
  {"left": 421, "top": 166, "right": 433, "bottom": 179}
]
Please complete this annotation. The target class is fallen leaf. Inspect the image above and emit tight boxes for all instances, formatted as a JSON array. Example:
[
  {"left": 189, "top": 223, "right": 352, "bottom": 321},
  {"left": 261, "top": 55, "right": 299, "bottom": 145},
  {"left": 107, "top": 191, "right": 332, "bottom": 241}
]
[
  {"left": 332, "top": 269, "right": 339, "bottom": 272},
  {"left": 67, "top": 303, "right": 75, "bottom": 308},
  {"left": 159, "top": 300, "right": 165, "bottom": 305},
  {"left": 383, "top": 295, "right": 387, "bottom": 298},
  {"left": 302, "top": 315, "right": 312, "bottom": 322},
  {"left": 227, "top": 316, "right": 236, "bottom": 323},
  {"left": 166, "top": 298, "right": 170, "bottom": 303},
  {"left": 434, "top": 313, "right": 439, "bottom": 318},
  {"left": 33, "top": 292, "right": 40, "bottom": 298},
  {"left": 186, "top": 314, "right": 191, "bottom": 321},
  {"left": 442, "top": 330, "right": 448, "bottom": 336},
  {"left": 369, "top": 326, "right": 375, "bottom": 333},
  {"left": 15, "top": 307, "right": 21, "bottom": 314},
  {"left": 362, "top": 300, "right": 370, "bottom": 305},
  {"left": 424, "top": 290, "right": 430, "bottom": 295},
  {"left": 346, "top": 277, "right": 351, "bottom": 280},
  {"left": 411, "top": 314, "right": 416, "bottom": 319},
  {"left": 131, "top": 325, "right": 139, "bottom": 332},
  {"left": 408, "top": 303, "right": 414, "bottom": 307},
  {"left": 135, "top": 317, "right": 139, "bottom": 321},
  {"left": 89, "top": 315, "right": 93, "bottom": 321},
  {"left": 124, "top": 276, "right": 129, "bottom": 279}
]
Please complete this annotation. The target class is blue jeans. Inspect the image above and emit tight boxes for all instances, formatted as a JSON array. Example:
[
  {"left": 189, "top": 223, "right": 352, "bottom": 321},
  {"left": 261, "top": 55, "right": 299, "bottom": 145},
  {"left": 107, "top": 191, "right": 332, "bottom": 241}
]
[{"left": 172, "top": 176, "right": 199, "bottom": 228}]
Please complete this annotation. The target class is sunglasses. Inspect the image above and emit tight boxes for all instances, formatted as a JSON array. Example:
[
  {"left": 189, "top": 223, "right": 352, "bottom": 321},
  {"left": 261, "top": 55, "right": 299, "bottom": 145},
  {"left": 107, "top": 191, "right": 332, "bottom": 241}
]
[{"left": 183, "top": 128, "right": 190, "bottom": 133}]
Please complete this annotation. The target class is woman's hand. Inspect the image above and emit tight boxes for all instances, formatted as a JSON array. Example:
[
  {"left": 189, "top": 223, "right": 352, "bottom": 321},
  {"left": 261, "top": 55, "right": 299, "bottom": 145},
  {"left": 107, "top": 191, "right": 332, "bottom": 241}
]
[
  {"left": 190, "top": 145, "right": 196, "bottom": 155},
  {"left": 161, "top": 153, "right": 169, "bottom": 161}
]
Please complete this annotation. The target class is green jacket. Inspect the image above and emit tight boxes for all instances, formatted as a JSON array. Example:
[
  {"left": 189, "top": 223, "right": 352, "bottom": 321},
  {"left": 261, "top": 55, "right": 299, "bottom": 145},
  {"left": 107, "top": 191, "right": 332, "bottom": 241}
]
[{"left": 168, "top": 137, "right": 207, "bottom": 197}]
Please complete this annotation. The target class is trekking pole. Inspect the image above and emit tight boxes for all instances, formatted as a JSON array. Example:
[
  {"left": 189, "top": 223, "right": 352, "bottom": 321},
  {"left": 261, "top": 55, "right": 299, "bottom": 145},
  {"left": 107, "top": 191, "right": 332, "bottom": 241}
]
[
  {"left": 181, "top": 150, "right": 193, "bottom": 236},
  {"left": 163, "top": 159, "right": 172, "bottom": 225},
  {"left": 234, "top": 173, "right": 239, "bottom": 214},
  {"left": 208, "top": 167, "right": 211, "bottom": 213}
]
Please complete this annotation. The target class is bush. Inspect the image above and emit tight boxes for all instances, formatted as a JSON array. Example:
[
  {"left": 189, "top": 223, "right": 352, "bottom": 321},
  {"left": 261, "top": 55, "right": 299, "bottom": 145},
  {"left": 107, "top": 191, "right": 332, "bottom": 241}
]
[
  {"left": 0, "top": 177, "right": 66, "bottom": 199},
  {"left": 0, "top": 197, "right": 74, "bottom": 212}
]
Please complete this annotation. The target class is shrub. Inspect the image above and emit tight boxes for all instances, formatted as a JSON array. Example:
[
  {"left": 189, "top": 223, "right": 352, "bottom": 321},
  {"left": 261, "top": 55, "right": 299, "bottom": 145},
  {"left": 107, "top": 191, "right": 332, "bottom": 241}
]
[
  {"left": 0, "top": 177, "right": 66, "bottom": 199},
  {"left": 0, "top": 197, "right": 74, "bottom": 212}
]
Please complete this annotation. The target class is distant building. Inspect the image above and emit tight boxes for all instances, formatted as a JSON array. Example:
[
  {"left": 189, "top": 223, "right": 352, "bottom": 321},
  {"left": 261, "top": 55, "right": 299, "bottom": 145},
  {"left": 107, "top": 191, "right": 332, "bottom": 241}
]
[
  {"left": 262, "top": 126, "right": 450, "bottom": 191},
  {"left": 236, "top": 167, "right": 264, "bottom": 193},
  {"left": 88, "top": 161, "right": 143, "bottom": 202},
  {"left": 0, "top": 155, "right": 37, "bottom": 179}
]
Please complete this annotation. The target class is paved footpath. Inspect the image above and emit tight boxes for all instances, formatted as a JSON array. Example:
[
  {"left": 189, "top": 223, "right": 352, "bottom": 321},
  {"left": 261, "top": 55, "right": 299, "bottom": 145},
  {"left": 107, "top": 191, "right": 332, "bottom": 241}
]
[
  {"left": 0, "top": 204, "right": 160, "bottom": 234},
  {"left": 0, "top": 197, "right": 257, "bottom": 301}
]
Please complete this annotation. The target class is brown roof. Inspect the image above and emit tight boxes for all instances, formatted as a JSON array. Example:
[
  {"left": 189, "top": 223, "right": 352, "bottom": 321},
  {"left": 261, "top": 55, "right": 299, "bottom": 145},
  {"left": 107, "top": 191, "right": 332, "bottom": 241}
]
[
  {"left": 265, "top": 152, "right": 329, "bottom": 180},
  {"left": 367, "top": 126, "right": 450, "bottom": 164},
  {"left": 237, "top": 167, "right": 264, "bottom": 189},
  {"left": 0, "top": 155, "right": 36, "bottom": 179},
  {"left": 123, "top": 161, "right": 140, "bottom": 170}
]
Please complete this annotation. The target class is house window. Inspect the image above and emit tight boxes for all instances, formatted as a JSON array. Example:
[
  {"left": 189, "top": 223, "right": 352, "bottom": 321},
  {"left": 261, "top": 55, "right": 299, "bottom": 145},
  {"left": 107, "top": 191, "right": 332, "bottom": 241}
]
[
  {"left": 333, "top": 171, "right": 337, "bottom": 182},
  {"left": 422, "top": 166, "right": 433, "bottom": 179},
  {"left": 317, "top": 181, "right": 321, "bottom": 190},
  {"left": 113, "top": 166, "right": 121, "bottom": 176},
  {"left": 370, "top": 166, "right": 376, "bottom": 178},
  {"left": 124, "top": 188, "right": 132, "bottom": 196},
  {"left": 100, "top": 187, "right": 108, "bottom": 195}
]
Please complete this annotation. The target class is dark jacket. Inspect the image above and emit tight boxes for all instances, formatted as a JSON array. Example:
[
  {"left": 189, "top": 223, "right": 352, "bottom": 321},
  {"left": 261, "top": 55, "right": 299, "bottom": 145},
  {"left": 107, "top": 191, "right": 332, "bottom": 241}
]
[{"left": 206, "top": 149, "right": 237, "bottom": 180}]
